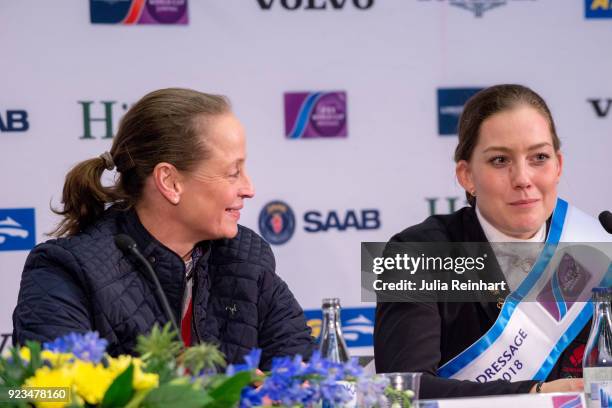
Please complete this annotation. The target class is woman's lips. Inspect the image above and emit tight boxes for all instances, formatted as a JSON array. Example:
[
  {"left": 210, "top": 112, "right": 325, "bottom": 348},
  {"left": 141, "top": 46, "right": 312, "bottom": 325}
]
[
  {"left": 509, "top": 198, "right": 540, "bottom": 209},
  {"left": 226, "top": 208, "right": 241, "bottom": 220}
]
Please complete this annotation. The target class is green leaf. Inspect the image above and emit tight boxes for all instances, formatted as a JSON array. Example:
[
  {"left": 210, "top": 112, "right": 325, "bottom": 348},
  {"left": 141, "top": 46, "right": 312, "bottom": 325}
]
[
  {"left": 0, "top": 341, "right": 45, "bottom": 388},
  {"left": 205, "top": 371, "right": 253, "bottom": 408},
  {"left": 101, "top": 362, "right": 134, "bottom": 408},
  {"left": 23, "top": 341, "right": 42, "bottom": 378},
  {"left": 142, "top": 383, "right": 212, "bottom": 408},
  {"left": 181, "top": 343, "right": 226, "bottom": 375},
  {"left": 135, "top": 323, "right": 182, "bottom": 382},
  {"left": 124, "top": 389, "right": 154, "bottom": 408}
]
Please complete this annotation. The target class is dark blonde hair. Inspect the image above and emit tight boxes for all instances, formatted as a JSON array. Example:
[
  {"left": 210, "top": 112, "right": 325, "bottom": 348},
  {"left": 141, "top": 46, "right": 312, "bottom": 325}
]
[
  {"left": 51, "top": 88, "right": 230, "bottom": 237},
  {"left": 454, "top": 84, "right": 561, "bottom": 206}
]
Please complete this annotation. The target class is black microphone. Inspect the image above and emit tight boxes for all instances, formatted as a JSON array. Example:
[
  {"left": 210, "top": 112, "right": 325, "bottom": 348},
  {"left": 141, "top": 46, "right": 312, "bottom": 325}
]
[
  {"left": 114, "top": 234, "right": 183, "bottom": 345},
  {"left": 599, "top": 211, "right": 612, "bottom": 234}
]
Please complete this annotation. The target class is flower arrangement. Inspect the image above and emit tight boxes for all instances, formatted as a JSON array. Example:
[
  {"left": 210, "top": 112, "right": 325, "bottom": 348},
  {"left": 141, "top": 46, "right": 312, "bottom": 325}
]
[{"left": 0, "top": 325, "right": 415, "bottom": 407}]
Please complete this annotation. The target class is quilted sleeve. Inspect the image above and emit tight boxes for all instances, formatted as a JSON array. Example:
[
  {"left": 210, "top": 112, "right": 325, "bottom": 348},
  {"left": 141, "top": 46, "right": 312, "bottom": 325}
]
[
  {"left": 257, "top": 243, "right": 316, "bottom": 370},
  {"left": 12, "top": 242, "right": 92, "bottom": 346}
]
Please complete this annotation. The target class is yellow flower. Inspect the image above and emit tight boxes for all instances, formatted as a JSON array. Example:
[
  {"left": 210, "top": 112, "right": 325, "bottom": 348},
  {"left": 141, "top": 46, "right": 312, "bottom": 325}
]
[
  {"left": 21, "top": 352, "right": 158, "bottom": 406},
  {"left": 41, "top": 351, "right": 75, "bottom": 366},
  {"left": 71, "top": 361, "right": 114, "bottom": 405},
  {"left": 18, "top": 347, "right": 75, "bottom": 366},
  {"left": 107, "top": 355, "right": 159, "bottom": 391},
  {"left": 19, "top": 346, "right": 30, "bottom": 361},
  {"left": 131, "top": 358, "right": 159, "bottom": 390},
  {"left": 133, "top": 369, "right": 159, "bottom": 390},
  {"left": 24, "top": 366, "right": 73, "bottom": 408}
]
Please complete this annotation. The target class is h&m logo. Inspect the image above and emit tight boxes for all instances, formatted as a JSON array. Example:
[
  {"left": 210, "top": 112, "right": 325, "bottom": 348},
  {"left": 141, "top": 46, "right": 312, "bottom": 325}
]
[
  {"left": 78, "top": 101, "right": 131, "bottom": 139},
  {"left": 588, "top": 98, "right": 612, "bottom": 118},
  {"left": 0, "top": 110, "right": 29, "bottom": 132},
  {"left": 256, "top": 0, "right": 374, "bottom": 10}
]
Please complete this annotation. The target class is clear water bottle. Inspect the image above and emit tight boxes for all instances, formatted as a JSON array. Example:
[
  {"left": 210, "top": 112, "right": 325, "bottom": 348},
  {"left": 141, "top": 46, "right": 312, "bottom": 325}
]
[
  {"left": 319, "top": 297, "right": 350, "bottom": 363},
  {"left": 583, "top": 287, "right": 612, "bottom": 408}
]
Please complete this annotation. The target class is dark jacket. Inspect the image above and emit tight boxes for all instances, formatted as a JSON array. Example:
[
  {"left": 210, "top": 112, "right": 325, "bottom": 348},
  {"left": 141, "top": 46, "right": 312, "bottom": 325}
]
[
  {"left": 374, "top": 206, "right": 589, "bottom": 398},
  {"left": 12, "top": 208, "right": 315, "bottom": 369}
]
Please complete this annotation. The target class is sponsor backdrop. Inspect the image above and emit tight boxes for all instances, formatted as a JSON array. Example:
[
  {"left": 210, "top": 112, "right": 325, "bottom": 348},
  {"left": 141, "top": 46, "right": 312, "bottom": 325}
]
[{"left": 1, "top": 0, "right": 611, "bottom": 356}]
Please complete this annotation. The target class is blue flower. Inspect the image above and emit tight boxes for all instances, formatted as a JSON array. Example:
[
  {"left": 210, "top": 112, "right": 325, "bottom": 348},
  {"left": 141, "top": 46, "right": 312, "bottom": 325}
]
[
  {"left": 238, "top": 350, "right": 377, "bottom": 407},
  {"left": 239, "top": 386, "right": 263, "bottom": 408},
  {"left": 342, "top": 357, "right": 364, "bottom": 378},
  {"left": 43, "top": 332, "right": 108, "bottom": 363},
  {"left": 243, "top": 348, "right": 261, "bottom": 370},
  {"left": 226, "top": 348, "right": 262, "bottom": 375},
  {"left": 356, "top": 375, "right": 389, "bottom": 406}
]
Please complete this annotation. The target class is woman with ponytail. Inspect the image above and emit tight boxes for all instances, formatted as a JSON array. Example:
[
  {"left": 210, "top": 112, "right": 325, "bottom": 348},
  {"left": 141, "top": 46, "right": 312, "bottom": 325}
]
[{"left": 12, "top": 88, "right": 314, "bottom": 369}]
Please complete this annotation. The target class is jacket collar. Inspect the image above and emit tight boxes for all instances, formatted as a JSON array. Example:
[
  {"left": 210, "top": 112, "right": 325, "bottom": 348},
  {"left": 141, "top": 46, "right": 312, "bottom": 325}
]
[
  {"left": 116, "top": 207, "right": 168, "bottom": 259},
  {"left": 459, "top": 206, "right": 489, "bottom": 242}
]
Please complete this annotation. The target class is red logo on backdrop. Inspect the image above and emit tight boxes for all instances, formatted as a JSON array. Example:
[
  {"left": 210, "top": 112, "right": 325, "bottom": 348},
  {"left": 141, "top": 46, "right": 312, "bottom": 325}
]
[{"left": 271, "top": 214, "right": 284, "bottom": 235}]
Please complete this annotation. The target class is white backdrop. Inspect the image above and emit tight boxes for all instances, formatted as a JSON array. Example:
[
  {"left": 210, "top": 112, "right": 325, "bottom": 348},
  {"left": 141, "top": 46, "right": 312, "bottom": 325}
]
[{"left": 1, "top": 0, "right": 611, "bottom": 355}]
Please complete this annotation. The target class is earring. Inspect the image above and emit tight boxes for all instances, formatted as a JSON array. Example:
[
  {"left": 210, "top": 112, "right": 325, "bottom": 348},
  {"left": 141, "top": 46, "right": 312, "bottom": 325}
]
[{"left": 471, "top": 190, "right": 477, "bottom": 197}]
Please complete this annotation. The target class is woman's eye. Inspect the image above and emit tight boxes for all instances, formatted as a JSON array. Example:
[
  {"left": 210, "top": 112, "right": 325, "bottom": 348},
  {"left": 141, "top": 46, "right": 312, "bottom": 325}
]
[
  {"left": 230, "top": 170, "right": 240, "bottom": 178},
  {"left": 533, "top": 153, "right": 550, "bottom": 162},
  {"left": 489, "top": 156, "right": 508, "bottom": 166}
]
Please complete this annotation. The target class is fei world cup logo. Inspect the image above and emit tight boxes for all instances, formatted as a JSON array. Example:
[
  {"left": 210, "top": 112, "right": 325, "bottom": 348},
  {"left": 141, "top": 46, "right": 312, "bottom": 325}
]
[
  {"left": 90, "top": 0, "right": 189, "bottom": 25},
  {"left": 284, "top": 91, "right": 347, "bottom": 139}
]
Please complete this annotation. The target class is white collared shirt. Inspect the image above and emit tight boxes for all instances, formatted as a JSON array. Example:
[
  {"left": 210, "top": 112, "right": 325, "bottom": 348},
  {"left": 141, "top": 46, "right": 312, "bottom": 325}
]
[
  {"left": 475, "top": 205, "right": 546, "bottom": 291},
  {"left": 476, "top": 205, "right": 546, "bottom": 243}
]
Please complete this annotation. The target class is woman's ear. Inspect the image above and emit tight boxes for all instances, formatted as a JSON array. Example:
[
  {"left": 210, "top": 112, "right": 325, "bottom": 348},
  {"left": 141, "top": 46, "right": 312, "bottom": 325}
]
[
  {"left": 555, "top": 151, "right": 563, "bottom": 182},
  {"left": 152, "top": 162, "right": 182, "bottom": 205},
  {"left": 456, "top": 160, "right": 475, "bottom": 195}
]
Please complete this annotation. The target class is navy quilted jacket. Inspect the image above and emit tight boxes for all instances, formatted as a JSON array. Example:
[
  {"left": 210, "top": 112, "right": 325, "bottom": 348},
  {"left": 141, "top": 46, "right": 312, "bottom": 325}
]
[{"left": 12, "top": 208, "right": 315, "bottom": 369}]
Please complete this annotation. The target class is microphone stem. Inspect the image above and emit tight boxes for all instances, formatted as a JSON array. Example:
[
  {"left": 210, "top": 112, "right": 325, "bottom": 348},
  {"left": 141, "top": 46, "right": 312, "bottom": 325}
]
[{"left": 132, "top": 249, "right": 184, "bottom": 347}]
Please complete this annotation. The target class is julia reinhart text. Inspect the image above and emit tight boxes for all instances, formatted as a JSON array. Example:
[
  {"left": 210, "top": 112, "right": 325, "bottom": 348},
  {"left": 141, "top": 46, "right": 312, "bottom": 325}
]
[{"left": 373, "top": 279, "right": 507, "bottom": 292}]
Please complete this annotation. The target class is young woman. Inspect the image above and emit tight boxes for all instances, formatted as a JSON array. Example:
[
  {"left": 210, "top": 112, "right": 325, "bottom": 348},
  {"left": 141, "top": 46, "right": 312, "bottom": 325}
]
[{"left": 375, "top": 84, "right": 609, "bottom": 398}]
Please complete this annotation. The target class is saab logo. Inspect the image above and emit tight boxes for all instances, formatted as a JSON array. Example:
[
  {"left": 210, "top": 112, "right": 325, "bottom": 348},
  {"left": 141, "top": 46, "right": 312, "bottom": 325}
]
[
  {"left": 438, "top": 88, "right": 483, "bottom": 135},
  {"left": 257, "top": 0, "right": 374, "bottom": 10},
  {"left": 586, "top": 0, "right": 612, "bottom": 18},
  {"left": 304, "top": 209, "right": 380, "bottom": 232},
  {"left": 305, "top": 307, "right": 374, "bottom": 348},
  {"left": 588, "top": 98, "right": 612, "bottom": 118},
  {"left": 0, "top": 110, "right": 29, "bottom": 132},
  {"left": 259, "top": 201, "right": 296, "bottom": 245},
  {"left": 90, "top": 0, "right": 188, "bottom": 25},
  {"left": 426, "top": 197, "right": 469, "bottom": 215},
  {"left": 419, "top": 0, "right": 534, "bottom": 18},
  {"left": 78, "top": 101, "right": 131, "bottom": 139},
  {"left": 258, "top": 201, "right": 381, "bottom": 244},
  {"left": 0, "top": 209, "right": 36, "bottom": 251},
  {"left": 285, "top": 91, "right": 347, "bottom": 139}
]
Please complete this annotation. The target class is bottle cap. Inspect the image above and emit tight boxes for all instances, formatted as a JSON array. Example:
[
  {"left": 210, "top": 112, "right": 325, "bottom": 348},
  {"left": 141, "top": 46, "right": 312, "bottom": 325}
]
[{"left": 322, "top": 298, "right": 341, "bottom": 307}]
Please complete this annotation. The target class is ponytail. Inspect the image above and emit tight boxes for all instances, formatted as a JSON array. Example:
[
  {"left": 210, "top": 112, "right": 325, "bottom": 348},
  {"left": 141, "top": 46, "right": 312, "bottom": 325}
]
[{"left": 50, "top": 156, "right": 127, "bottom": 237}]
